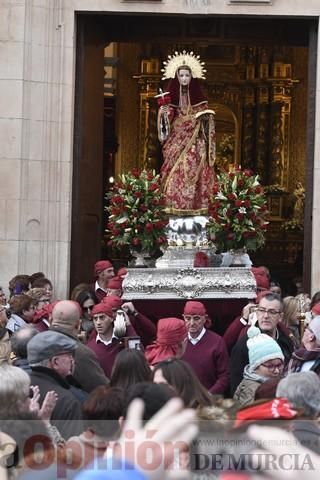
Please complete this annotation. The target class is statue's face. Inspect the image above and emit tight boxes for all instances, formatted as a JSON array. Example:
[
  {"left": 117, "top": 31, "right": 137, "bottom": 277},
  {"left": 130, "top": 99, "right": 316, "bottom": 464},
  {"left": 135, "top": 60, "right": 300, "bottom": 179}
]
[{"left": 177, "top": 68, "right": 192, "bottom": 86}]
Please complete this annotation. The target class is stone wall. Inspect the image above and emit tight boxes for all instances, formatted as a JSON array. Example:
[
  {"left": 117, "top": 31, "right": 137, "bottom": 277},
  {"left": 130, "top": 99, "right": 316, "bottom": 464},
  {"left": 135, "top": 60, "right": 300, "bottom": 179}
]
[
  {"left": 0, "top": 1, "right": 75, "bottom": 297},
  {"left": 1, "top": 0, "right": 320, "bottom": 297}
]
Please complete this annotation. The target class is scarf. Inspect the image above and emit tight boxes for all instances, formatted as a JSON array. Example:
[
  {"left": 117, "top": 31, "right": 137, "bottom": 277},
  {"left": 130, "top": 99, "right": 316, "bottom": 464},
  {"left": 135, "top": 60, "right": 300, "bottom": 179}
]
[
  {"left": 288, "top": 347, "right": 320, "bottom": 373},
  {"left": 243, "top": 364, "right": 269, "bottom": 383}
]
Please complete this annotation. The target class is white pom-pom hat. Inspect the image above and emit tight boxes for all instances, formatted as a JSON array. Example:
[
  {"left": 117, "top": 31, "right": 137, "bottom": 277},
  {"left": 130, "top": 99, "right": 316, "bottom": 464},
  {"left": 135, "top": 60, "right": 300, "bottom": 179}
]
[{"left": 247, "top": 324, "right": 284, "bottom": 370}]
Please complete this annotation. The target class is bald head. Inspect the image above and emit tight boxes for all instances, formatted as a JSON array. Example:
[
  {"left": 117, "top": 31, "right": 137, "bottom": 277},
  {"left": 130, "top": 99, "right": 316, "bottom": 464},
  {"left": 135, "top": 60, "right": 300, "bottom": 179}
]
[{"left": 51, "top": 300, "right": 81, "bottom": 334}]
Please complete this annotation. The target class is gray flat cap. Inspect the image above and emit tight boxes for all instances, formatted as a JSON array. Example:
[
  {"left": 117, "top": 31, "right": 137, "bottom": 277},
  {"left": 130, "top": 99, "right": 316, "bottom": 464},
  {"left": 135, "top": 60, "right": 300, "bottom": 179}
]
[{"left": 27, "top": 330, "right": 77, "bottom": 364}]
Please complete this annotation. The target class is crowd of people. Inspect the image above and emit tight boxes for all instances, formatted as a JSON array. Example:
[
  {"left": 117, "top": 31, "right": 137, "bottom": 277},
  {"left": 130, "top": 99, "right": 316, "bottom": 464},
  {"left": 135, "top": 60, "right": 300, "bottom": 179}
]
[{"left": 0, "top": 262, "right": 320, "bottom": 480}]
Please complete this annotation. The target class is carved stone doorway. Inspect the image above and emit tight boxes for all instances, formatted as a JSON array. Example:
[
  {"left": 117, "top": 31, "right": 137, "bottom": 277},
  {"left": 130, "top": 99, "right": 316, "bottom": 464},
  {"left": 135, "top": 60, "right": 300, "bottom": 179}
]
[{"left": 71, "top": 14, "right": 316, "bottom": 294}]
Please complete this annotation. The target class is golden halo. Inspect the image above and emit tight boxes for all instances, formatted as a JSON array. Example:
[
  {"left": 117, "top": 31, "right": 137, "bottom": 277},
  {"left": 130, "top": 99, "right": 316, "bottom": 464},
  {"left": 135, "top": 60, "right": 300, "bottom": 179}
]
[{"left": 161, "top": 50, "right": 206, "bottom": 80}]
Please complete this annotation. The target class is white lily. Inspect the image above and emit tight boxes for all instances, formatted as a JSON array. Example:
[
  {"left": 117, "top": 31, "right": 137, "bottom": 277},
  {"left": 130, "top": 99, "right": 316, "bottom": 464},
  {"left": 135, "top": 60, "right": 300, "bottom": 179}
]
[{"left": 216, "top": 191, "right": 227, "bottom": 200}]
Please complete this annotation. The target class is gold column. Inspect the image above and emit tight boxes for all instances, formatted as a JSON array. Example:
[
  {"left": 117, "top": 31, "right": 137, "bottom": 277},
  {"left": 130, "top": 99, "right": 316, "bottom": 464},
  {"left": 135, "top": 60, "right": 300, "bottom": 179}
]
[
  {"left": 242, "top": 87, "right": 255, "bottom": 170},
  {"left": 133, "top": 59, "right": 161, "bottom": 170},
  {"left": 256, "top": 86, "right": 269, "bottom": 184}
]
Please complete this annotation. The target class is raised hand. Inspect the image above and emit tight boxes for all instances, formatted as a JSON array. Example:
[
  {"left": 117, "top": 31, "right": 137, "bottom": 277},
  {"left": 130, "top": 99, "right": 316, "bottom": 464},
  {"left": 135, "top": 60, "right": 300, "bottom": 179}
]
[
  {"left": 110, "top": 397, "right": 199, "bottom": 480},
  {"left": 39, "top": 390, "right": 58, "bottom": 423}
]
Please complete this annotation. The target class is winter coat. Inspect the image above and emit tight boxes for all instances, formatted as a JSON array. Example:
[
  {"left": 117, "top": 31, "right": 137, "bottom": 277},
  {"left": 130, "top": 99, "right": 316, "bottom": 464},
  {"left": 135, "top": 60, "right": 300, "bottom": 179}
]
[
  {"left": 0, "top": 327, "right": 11, "bottom": 364},
  {"left": 233, "top": 365, "right": 267, "bottom": 406},
  {"left": 29, "top": 366, "right": 83, "bottom": 439},
  {"left": 50, "top": 327, "right": 109, "bottom": 392}
]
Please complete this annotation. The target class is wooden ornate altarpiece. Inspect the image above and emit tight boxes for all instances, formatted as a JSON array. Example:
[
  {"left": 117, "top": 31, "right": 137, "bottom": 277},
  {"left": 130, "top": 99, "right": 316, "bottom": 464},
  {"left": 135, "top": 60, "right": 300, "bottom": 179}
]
[{"left": 133, "top": 46, "right": 303, "bottom": 275}]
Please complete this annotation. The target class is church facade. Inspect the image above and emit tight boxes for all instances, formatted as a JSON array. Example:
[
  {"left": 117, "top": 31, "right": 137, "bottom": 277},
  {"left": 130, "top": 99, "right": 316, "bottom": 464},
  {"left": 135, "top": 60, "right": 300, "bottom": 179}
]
[{"left": 1, "top": 0, "right": 320, "bottom": 297}]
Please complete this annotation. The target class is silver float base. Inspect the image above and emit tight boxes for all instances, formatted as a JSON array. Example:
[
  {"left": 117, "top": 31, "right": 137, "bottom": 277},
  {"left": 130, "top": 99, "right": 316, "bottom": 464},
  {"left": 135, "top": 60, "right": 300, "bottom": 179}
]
[{"left": 122, "top": 267, "right": 256, "bottom": 300}]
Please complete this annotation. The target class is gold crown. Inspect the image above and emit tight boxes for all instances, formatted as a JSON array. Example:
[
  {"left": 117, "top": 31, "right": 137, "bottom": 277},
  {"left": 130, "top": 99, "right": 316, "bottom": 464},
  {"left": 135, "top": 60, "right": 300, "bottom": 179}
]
[{"left": 161, "top": 50, "right": 206, "bottom": 80}]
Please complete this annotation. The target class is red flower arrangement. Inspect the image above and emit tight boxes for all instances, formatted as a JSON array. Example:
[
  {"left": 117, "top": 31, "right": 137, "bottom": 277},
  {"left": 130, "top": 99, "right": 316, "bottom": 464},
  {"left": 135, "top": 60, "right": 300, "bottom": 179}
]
[
  {"left": 207, "top": 167, "right": 269, "bottom": 252},
  {"left": 106, "top": 169, "right": 168, "bottom": 254}
]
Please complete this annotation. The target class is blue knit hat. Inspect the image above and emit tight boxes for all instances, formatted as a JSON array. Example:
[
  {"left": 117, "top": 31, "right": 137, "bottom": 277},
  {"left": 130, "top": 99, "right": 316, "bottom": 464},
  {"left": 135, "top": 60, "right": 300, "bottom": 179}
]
[{"left": 247, "top": 325, "right": 284, "bottom": 370}]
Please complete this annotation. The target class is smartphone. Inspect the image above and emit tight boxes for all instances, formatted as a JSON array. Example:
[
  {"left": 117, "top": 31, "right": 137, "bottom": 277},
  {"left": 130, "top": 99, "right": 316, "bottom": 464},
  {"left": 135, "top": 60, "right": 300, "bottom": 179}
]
[{"left": 125, "top": 336, "right": 141, "bottom": 350}]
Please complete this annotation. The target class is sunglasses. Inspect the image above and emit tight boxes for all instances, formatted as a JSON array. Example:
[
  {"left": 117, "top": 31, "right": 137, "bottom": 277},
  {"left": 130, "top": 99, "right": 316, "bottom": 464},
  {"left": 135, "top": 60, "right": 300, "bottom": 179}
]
[{"left": 83, "top": 305, "right": 94, "bottom": 311}]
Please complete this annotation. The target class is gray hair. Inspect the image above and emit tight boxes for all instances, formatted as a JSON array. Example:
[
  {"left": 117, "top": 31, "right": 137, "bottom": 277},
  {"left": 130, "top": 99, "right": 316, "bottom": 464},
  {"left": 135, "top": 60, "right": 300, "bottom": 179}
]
[
  {"left": 259, "top": 292, "right": 284, "bottom": 311},
  {"left": 11, "top": 327, "right": 38, "bottom": 359},
  {"left": 0, "top": 365, "right": 30, "bottom": 416},
  {"left": 29, "top": 359, "right": 50, "bottom": 368},
  {"left": 276, "top": 371, "right": 320, "bottom": 417}
]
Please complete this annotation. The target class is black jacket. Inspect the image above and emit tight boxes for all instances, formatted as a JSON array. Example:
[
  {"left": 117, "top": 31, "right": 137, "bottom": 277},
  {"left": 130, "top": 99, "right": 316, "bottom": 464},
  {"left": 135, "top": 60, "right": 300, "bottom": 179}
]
[
  {"left": 29, "top": 366, "right": 83, "bottom": 439},
  {"left": 50, "top": 327, "right": 109, "bottom": 392},
  {"left": 230, "top": 326, "right": 294, "bottom": 395},
  {"left": 12, "top": 357, "right": 32, "bottom": 373}
]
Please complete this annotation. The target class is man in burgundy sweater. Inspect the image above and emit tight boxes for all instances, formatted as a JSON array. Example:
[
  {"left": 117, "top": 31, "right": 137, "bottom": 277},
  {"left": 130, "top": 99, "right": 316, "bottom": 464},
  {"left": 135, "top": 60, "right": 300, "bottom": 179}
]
[
  {"left": 93, "top": 260, "right": 115, "bottom": 302},
  {"left": 223, "top": 266, "right": 271, "bottom": 353},
  {"left": 182, "top": 301, "right": 230, "bottom": 395},
  {"left": 101, "top": 295, "right": 156, "bottom": 347},
  {"left": 87, "top": 302, "right": 137, "bottom": 378}
]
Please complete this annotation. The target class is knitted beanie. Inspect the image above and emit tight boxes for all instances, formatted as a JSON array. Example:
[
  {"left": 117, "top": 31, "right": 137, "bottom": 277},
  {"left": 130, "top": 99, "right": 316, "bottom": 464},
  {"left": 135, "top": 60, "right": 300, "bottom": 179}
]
[{"left": 247, "top": 325, "right": 284, "bottom": 370}]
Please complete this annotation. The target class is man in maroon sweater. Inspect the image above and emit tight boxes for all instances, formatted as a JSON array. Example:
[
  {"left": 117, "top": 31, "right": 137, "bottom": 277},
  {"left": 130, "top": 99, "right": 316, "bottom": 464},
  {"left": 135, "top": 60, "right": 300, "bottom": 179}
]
[
  {"left": 101, "top": 295, "right": 156, "bottom": 347},
  {"left": 223, "top": 266, "right": 271, "bottom": 353},
  {"left": 93, "top": 260, "right": 115, "bottom": 302},
  {"left": 182, "top": 301, "right": 230, "bottom": 395},
  {"left": 87, "top": 302, "right": 137, "bottom": 378}
]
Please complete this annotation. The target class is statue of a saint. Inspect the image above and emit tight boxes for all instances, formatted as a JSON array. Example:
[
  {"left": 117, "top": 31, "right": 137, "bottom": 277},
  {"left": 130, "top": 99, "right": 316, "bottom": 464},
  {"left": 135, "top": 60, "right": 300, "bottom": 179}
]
[
  {"left": 156, "top": 51, "right": 216, "bottom": 216},
  {"left": 293, "top": 181, "right": 305, "bottom": 225}
]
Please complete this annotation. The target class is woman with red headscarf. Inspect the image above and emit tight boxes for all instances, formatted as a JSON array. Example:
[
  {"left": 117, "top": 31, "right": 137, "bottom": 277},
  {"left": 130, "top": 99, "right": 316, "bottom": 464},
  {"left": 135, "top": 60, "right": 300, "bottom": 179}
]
[{"left": 157, "top": 51, "right": 216, "bottom": 215}]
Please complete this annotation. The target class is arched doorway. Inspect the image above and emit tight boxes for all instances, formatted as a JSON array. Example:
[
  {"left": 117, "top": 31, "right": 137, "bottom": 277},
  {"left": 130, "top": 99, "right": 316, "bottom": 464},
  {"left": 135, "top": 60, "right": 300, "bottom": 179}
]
[{"left": 71, "top": 14, "right": 316, "bottom": 295}]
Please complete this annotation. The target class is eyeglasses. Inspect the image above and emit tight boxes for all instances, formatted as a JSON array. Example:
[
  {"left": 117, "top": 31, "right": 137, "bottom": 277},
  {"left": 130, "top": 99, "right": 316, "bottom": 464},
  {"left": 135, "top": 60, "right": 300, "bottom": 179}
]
[
  {"left": 260, "top": 361, "right": 284, "bottom": 372},
  {"left": 256, "top": 307, "right": 281, "bottom": 317}
]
